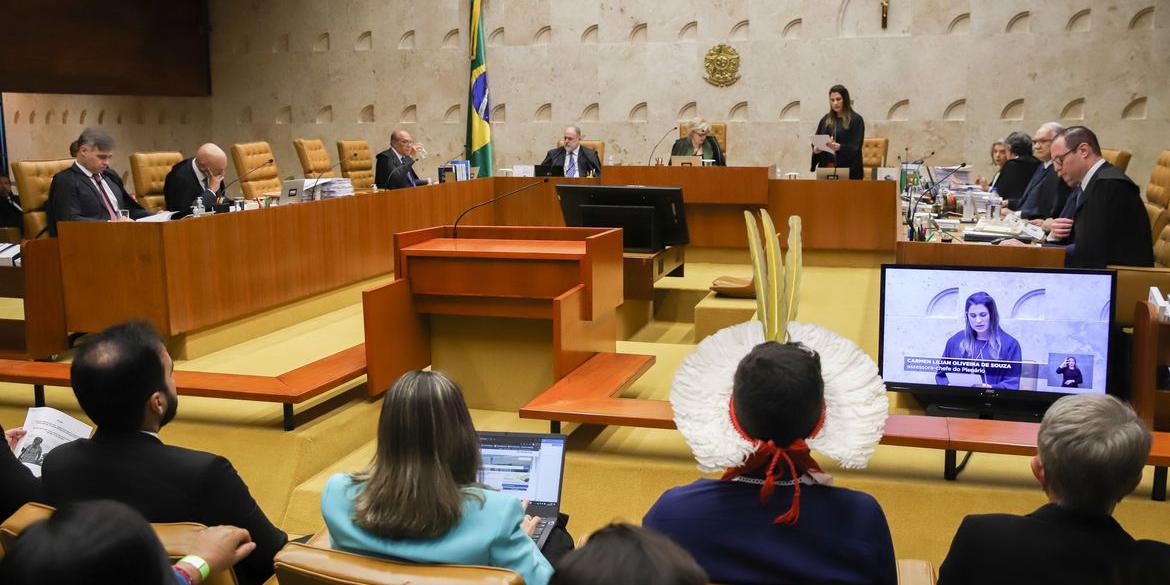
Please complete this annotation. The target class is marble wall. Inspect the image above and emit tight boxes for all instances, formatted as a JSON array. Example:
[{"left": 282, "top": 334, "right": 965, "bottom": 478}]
[{"left": 4, "top": 0, "right": 1168, "bottom": 192}]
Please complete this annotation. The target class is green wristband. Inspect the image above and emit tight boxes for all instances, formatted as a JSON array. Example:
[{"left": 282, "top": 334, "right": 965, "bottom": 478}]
[{"left": 179, "top": 555, "right": 211, "bottom": 581}]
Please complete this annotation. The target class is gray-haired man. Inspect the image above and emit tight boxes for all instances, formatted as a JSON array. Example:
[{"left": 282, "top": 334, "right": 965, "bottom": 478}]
[
  {"left": 47, "top": 128, "right": 149, "bottom": 236},
  {"left": 938, "top": 394, "right": 1168, "bottom": 584}
]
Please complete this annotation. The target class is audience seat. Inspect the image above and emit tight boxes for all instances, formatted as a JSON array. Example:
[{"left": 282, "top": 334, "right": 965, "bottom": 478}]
[
  {"left": 336, "top": 140, "right": 374, "bottom": 191},
  {"left": 1101, "top": 148, "right": 1133, "bottom": 173},
  {"left": 1148, "top": 150, "right": 1170, "bottom": 211},
  {"left": 0, "top": 503, "right": 239, "bottom": 585},
  {"left": 269, "top": 529, "right": 523, "bottom": 585},
  {"left": 130, "top": 151, "right": 184, "bottom": 213},
  {"left": 556, "top": 139, "right": 607, "bottom": 163},
  {"left": 863, "top": 137, "right": 890, "bottom": 180},
  {"left": 679, "top": 121, "right": 728, "bottom": 156},
  {"left": 230, "top": 141, "right": 282, "bottom": 200},
  {"left": 293, "top": 139, "right": 336, "bottom": 179},
  {"left": 11, "top": 158, "right": 73, "bottom": 239}
]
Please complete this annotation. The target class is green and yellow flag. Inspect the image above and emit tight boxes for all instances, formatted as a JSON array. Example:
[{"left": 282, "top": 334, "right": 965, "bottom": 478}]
[{"left": 466, "top": 0, "right": 493, "bottom": 176}]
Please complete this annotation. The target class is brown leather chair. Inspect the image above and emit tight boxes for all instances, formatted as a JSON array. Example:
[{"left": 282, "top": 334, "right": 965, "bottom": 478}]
[
  {"left": 293, "top": 139, "right": 336, "bottom": 179},
  {"left": 679, "top": 121, "right": 728, "bottom": 155},
  {"left": 271, "top": 529, "right": 523, "bottom": 585},
  {"left": 896, "top": 559, "right": 936, "bottom": 585},
  {"left": 1147, "top": 150, "right": 1170, "bottom": 211},
  {"left": 0, "top": 503, "right": 238, "bottom": 585},
  {"left": 1101, "top": 148, "right": 1132, "bottom": 173},
  {"left": 1111, "top": 264, "right": 1170, "bottom": 326},
  {"left": 336, "top": 140, "right": 374, "bottom": 190},
  {"left": 230, "top": 141, "right": 282, "bottom": 200},
  {"left": 863, "top": 138, "right": 890, "bottom": 180},
  {"left": 1147, "top": 203, "right": 1170, "bottom": 247},
  {"left": 556, "top": 139, "right": 606, "bottom": 163},
  {"left": 11, "top": 158, "right": 74, "bottom": 239},
  {"left": 1156, "top": 223, "right": 1170, "bottom": 268},
  {"left": 130, "top": 151, "right": 184, "bottom": 213}
]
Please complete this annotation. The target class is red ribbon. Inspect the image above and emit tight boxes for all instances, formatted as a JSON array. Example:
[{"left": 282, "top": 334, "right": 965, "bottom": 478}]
[{"left": 724, "top": 395, "right": 825, "bottom": 525}]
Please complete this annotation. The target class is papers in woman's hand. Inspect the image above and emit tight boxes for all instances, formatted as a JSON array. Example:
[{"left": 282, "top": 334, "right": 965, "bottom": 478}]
[
  {"left": 811, "top": 134, "right": 832, "bottom": 151},
  {"left": 13, "top": 407, "right": 93, "bottom": 477}
]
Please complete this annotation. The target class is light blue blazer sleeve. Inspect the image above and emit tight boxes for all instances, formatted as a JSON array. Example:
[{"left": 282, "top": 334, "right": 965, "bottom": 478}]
[{"left": 321, "top": 474, "right": 553, "bottom": 585}]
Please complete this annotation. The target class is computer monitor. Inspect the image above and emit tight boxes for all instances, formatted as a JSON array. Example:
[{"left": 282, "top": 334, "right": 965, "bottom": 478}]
[
  {"left": 555, "top": 184, "right": 689, "bottom": 253},
  {"left": 879, "top": 265, "right": 1116, "bottom": 417}
]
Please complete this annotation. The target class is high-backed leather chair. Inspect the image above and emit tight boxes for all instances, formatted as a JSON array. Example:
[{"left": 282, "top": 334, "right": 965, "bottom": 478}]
[
  {"left": 1147, "top": 204, "right": 1170, "bottom": 247},
  {"left": 271, "top": 530, "right": 523, "bottom": 585},
  {"left": 1147, "top": 150, "right": 1170, "bottom": 211},
  {"left": 0, "top": 503, "right": 238, "bottom": 585},
  {"left": 1156, "top": 223, "right": 1170, "bottom": 268},
  {"left": 555, "top": 139, "right": 606, "bottom": 163},
  {"left": 336, "top": 140, "right": 374, "bottom": 190},
  {"left": 862, "top": 138, "right": 890, "bottom": 180},
  {"left": 230, "top": 141, "right": 282, "bottom": 200},
  {"left": 293, "top": 138, "right": 336, "bottom": 179},
  {"left": 11, "top": 158, "right": 73, "bottom": 239},
  {"left": 678, "top": 121, "right": 728, "bottom": 155},
  {"left": 130, "top": 151, "right": 184, "bottom": 213},
  {"left": 1101, "top": 148, "right": 1132, "bottom": 173}
]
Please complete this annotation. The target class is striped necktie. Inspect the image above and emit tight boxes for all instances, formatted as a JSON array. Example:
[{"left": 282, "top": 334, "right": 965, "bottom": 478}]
[
  {"left": 566, "top": 151, "right": 577, "bottom": 177},
  {"left": 91, "top": 174, "right": 119, "bottom": 219}
]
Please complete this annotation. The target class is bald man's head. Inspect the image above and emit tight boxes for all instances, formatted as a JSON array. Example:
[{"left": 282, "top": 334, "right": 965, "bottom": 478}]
[{"left": 194, "top": 143, "right": 227, "bottom": 178}]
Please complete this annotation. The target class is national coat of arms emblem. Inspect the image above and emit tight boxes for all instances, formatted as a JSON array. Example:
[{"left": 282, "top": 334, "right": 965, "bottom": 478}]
[{"left": 703, "top": 44, "right": 741, "bottom": 87}]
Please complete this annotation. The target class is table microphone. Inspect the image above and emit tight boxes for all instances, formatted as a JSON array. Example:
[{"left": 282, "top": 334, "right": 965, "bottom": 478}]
[
  {"left": 451, "top": 178, "right": 549, "bottom": 238},
  {"left": 908, "top": 163, "right": 966, "bottom": 239},
  {"left": 647, "top": 126, "right": 679, "bottom": 165},
  {"left": 220, "top": 158, "right": 274, "bottom": 202}
]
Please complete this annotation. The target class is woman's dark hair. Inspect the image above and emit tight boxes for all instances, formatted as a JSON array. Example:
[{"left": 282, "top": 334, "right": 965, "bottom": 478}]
[
  {"left": 71, "top": 320, "right": 168, "bottom": 431},
  {"left": 551, "top": 523, "right": 707, "bottom": 585},
  {"left": 825, "top": 84, "right": 855, "bottom": 130},
  {"left": 351, "top": 369, "right": 482, "bottom": 539},
  {"left": 960, "top": 291, "right": 1004, "bottom": 359},
  {"left": 732, "top": 341, "right": 824, "bottom": 446},
  {"left": 0, "top": 501, "right": 173, "bottom": 585},
  {"left": 989, "top": 141, "right": 1006, "bottom": 164},
  {"left": 1004, "top": 131, "right": 1033, "bottom": 157}
]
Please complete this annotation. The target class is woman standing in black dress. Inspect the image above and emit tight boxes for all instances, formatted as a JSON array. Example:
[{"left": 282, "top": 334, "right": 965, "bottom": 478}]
[{"left": 810, "top": 85, "right": 866, "bottom": 180}]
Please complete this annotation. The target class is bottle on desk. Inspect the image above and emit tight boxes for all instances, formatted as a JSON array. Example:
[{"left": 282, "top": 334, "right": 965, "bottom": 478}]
[{"left": 191, "top": 195, "right": 204, "bottom": 217}]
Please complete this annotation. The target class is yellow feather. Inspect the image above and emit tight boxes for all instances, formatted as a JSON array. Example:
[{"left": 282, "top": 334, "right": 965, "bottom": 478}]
[
  {"left": 761, "top": 211, "right": 783, "bottom": 342},
  {"left": 743, "top": 211, "right": 768, "bottom": 324},
  {"left": 784, "top": 216, "right": 804, "bottom": 329}
]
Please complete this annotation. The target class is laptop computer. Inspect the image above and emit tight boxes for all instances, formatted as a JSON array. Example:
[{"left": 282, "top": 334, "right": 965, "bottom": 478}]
[
  {"left": 815, "top": 167, "right": 846, "bottom": 180},
  {"left": 533, "top": 164, "right": 565, "bottom": 177},
  {"left": 477, "top": 431, "right": 566, "bottom": 549},
  {"left": 669, "top": 155, "right": 703, "bottom": 167}
]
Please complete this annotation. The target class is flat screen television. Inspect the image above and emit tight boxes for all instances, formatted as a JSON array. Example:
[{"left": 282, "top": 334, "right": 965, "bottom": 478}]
[
  {"left": 555, "top": 184, "right": 689, "bottom": 253},
  {"left": 879, "top": 265, "right": 1116, "bottom": 416}
]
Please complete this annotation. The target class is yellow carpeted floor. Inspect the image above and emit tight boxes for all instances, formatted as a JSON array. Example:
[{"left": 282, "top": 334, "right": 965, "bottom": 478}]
[{"left": 4, "top": 260, "right": 1168, "bottom": 569}]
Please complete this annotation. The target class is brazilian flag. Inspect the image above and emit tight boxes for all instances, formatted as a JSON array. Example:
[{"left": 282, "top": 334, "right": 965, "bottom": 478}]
[{"left": 466, "top": 0, "right": 492, "bottom": 177}]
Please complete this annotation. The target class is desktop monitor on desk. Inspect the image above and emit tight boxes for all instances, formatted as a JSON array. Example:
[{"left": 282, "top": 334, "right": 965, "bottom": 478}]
[
  {"left": 879, "top": 264, "right": 1116, "bottom": 419},
  {"left": 555, "top": 184, "right": 689, "bottom": 253}
]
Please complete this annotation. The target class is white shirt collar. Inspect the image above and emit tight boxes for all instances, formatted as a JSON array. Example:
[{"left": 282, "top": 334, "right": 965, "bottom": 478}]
[
  {"left": 191, "top": 158, "right": 207, "bottom": 184},
  {"left": 141, "top": 430, "right": 160, "bottom": 439},
  {"left": 1080, "top": 158, "right": 1107, "bottom": 192},
  {"left": 1043, "top": 160, "right": 1053, "bottom": 169},
  {"left": 564, "top": 146, "right": 578, "bottom": 156},
  {"left": 74, "top": 161, "right": 98, "bottom": 179}
]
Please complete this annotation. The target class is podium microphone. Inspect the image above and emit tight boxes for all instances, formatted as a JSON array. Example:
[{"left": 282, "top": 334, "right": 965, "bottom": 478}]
[
  {"left": 220, "top": 158, "right": 274, "bottom": 202},
  {"left": 647, "top": 126, "right": 679, "bottom": 165},
  {"left": 452, "top": 178, "right": 549, "bottom": 238}
]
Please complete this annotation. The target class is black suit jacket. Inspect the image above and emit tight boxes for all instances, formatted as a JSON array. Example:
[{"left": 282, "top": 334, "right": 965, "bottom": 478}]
[
  {"left": 46, "top": 163, "right": 148, "bottom": 236},
  {"left": 993, "top": 155, "right": 1042, "bottom": 209},
  {"left": 0, "top": 193, "right": 22, "bottom": 234},
  {"left": 42, "top": 430, "right": 287, "bottom": 585},
  {"left": 165, "top": 157, "right": 226, "bottom": 212},
  {"left": 810, "top": 112, "right": 865, "bottom": 179},
  {"left": 938, "top": 504, "right": 1147, "bottom": 585},
  {"left": 374, "top": 148, "right": 421, "bottom": 190},
  {"left": 670, "top": 136, "right": 727, "bottom": 167},
  {"left": 540, "top": 145, "right": 602, "bottom": 177},
  {"left": 0, "top": 422, "right": 42, "bottom": 521},
  {"left": 1017, "top": 163, "right": 1072, "bottom": 220},
  {"left": 1066, "top": 162, "right": 1154, "bottom": 268}
]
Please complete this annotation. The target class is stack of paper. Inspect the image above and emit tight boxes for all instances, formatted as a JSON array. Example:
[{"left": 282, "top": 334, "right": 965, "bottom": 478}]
[{"left": 318, "top": 178, "right": 354, "bottom": 198}]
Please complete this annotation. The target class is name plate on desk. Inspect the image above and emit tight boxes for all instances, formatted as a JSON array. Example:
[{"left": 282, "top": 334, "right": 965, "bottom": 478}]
[{"left": 601, "top": 165, "right": 773, "bottom": 204}]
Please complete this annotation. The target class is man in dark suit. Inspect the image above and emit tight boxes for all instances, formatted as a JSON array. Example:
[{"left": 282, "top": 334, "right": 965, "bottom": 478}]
[
  {"left": 1049, "top": 126, "right": 1153, "bottom": 268},
  {"left": 41, "top": 321, "right": 285, "bottom": 585},
  {"left": 1013, "top": 122, "right": 1072, "bottom": 220},
  {"left": 540, "top": 126, "right": 602, "bottom": 177},
  {"left": 993, "top": 130, "right": 1041, "bottom": 209},
  {"left": 46, "top": 128, "right": 149, "bottom": 236},
  {"left": 0, "top": 175, "right": 23, "bottom": 236},
  {"left": 165, "top": 143, "right": 228, "bottom": 212},
  {"left": 938, "top": 394, "right": 1167, "bottom": 584},
  {"left": 375, "top": 129, "right": 431, "bottom": 190},
  {"left": 1, "top": 423, "right": 42, "bottom": 521}
]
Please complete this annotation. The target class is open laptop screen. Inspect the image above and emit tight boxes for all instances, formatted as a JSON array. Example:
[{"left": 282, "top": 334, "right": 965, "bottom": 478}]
[{"left": 477, "top": 432, "right": 566, "bottom": 517}]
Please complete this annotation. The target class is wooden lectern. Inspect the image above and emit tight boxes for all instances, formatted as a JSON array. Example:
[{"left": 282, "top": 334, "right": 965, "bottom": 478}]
[{"left": 362, "top": 225, "right": 624, "bottom": 408}]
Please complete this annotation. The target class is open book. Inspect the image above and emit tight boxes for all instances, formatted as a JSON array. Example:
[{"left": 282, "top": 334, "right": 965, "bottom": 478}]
[{"left": 13, "top": 407, "right": 93, "bottom": 477}]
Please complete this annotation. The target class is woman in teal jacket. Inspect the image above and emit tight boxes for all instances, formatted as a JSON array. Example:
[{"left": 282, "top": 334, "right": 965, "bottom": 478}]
[{"left": 321, "top": 370, "right": 553, "bottom": 585}]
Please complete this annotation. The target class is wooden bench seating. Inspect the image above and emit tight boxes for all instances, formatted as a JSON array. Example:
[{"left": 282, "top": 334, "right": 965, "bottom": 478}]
[{"left": 0, "top": 344, "right": 367, "bottom": 430}]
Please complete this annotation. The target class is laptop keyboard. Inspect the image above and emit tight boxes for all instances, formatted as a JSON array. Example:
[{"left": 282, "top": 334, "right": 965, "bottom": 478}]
[{"left": 530, "top": 517, "right": 555, "bottom": 542}]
